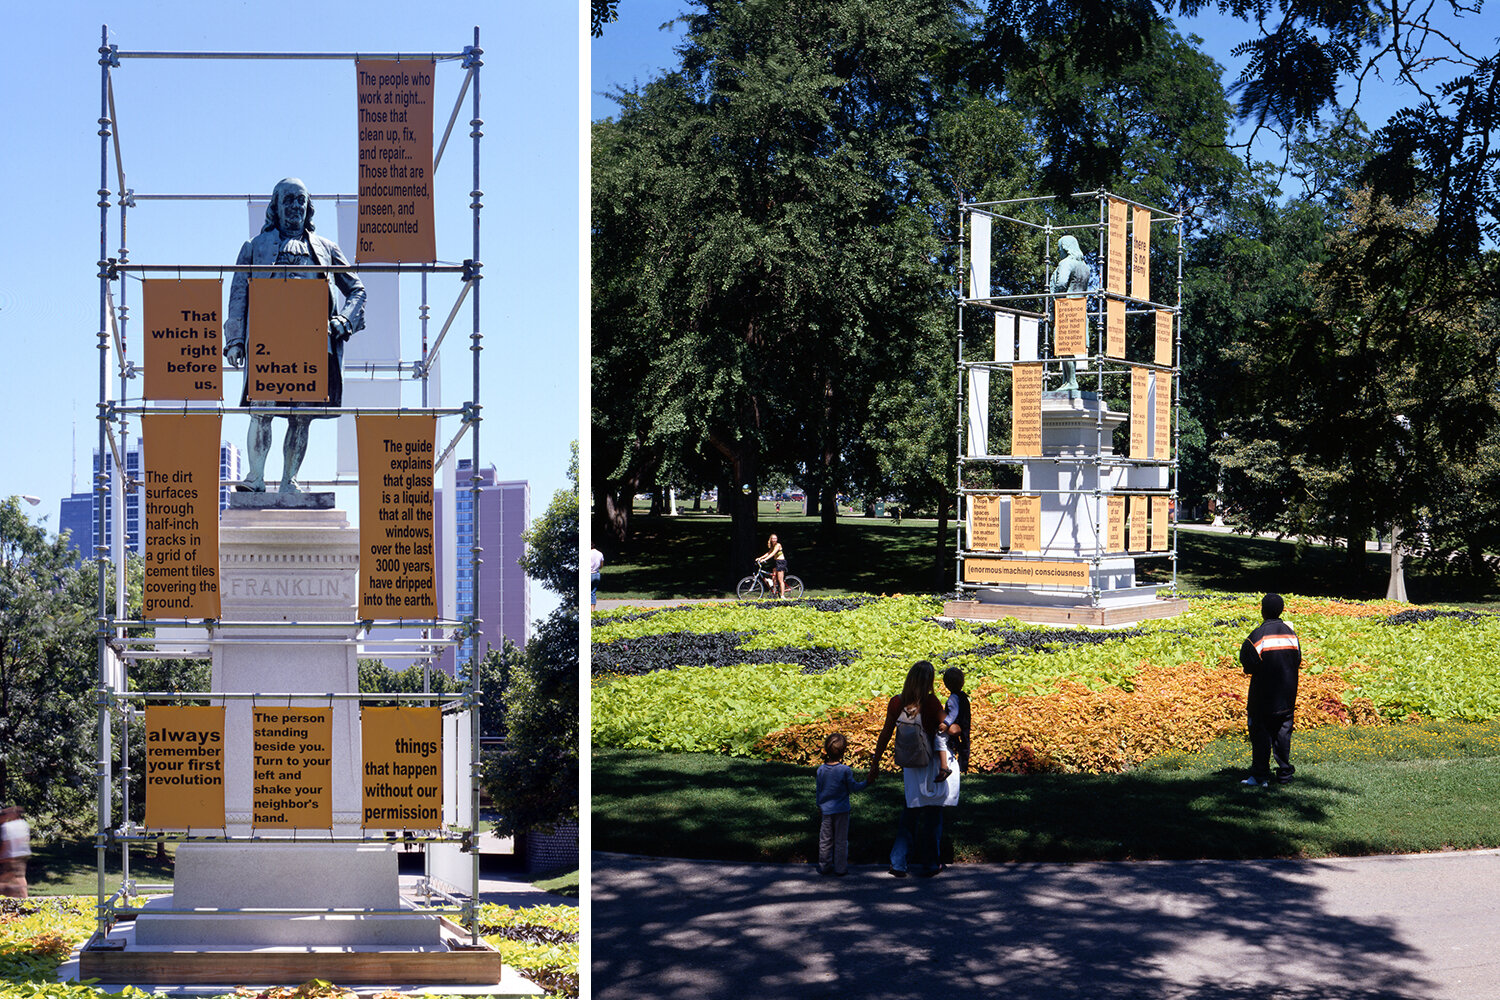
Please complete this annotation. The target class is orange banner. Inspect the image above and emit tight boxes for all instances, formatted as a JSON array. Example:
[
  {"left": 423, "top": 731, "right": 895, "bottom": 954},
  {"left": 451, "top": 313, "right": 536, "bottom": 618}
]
[
  {"left": 1132, "top": 206, "right": 1151, "bottom": 301},
  {"left": 1151, "top": 496, "right": 1170, "bottom": 551},
  {"left": 1107, "top": 495, "right": 1126, "bottom": 553},
  {"left": 1154, "top": 372, "right": 1172, "bottom": 460},
  {"left": 1130, "top": 367, "right": 1149, "bottom": 458},
  {"left": 1129, "top": 495, "right": 1148, "bottom": 552},
  {"left": 963, "top": 558, "right": 1089, "bottom": 587},
  {"left": 1011, "top": 364, "right": 1043, "bottom": 457},
  {"left": 1106, "top": 298, "right": 1125, "bottom": 359},
  {"left": 358, "top": 415, "right": 437, "bottom": 619},
  {"left": 246, "top": 280, "right": 328, "bottom": 402},
  {"left": 1010, "top": 495, "right": 1041, "bottom": 553},
  {"left": 356, "top": 60, "right": 436, "bottom": 263},
  {"left": 361, "top": 707, "right": 443, "bottom": 830},
  {"left": 1107, "top": 198, "right": 1128, "bottom": 294},
  {"left": 1054, "top": 296, "right": 1088, "bottom": 357},
  {"left": 142, "top": 414, "right": 221, "bottom": 619},
  {"left": 252, "top": 707, "right": 332, "bottom": 830},
  {"left": 144, "top": 706, "right": 225, "bottom": 830},
  {"left": 142, "top": 280, "right": 222, "bottom": 401},
  {"left": 969, "top": 495, "right": 1002, "bottom": 552},
  {"left": 1155, "top": 310, "right": 1173, "bottom": 366}
]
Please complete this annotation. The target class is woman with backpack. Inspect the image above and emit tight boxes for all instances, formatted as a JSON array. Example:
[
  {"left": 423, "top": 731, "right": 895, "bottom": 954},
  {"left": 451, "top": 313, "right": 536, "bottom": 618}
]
[{"left": 867, "top": 660, "right": 957, "bottom": 877}]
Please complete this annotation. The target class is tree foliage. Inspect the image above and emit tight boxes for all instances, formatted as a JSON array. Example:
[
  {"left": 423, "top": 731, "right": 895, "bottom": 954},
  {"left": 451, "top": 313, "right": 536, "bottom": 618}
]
[
  {"left": 0, "top": 499, "right": 106, "bottom": 840},
  {"left": 519, "top": 442, "right": 580, "bottom": 605},
  {"left": 592, "top": 0, "right": 1500, "bottom": 593},
  {"left": 483, "top": 450, "right": 580, "bottom": 835},
  {"left": 483, "top": 606, "right": 579, "bottom": 837},
  {"left": 1216, "top": 188, "right": 1500, "bottom": 573}
]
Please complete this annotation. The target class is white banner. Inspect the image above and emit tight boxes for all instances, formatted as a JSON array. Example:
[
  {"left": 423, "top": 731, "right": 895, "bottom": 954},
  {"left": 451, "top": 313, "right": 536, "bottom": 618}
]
[
  {"left": 994, "top": 311, "right": 1016, "bottom": 363},
  {"left": 969, "top": 214, "right": 991, "bottom": 302},
  {"left": 966, "top": 368, "right": 990, "bottom": 457},
  {"left": 1018, "top": 316, "right": 1040, "bottom": 362}
]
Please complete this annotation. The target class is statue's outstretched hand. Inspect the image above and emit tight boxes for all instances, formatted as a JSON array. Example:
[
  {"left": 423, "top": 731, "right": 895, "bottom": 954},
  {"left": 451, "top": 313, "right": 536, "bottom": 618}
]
[
  {"left": 329, "top": 315, "right": 354, "bottom": 343},
  {"left": 224, "top": 343, "right": 244, "bottom": 368}
]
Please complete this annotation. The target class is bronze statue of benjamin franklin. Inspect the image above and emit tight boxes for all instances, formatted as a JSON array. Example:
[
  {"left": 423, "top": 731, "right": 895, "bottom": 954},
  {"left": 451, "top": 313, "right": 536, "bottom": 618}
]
[{"left": 223, "top": 178, "right": 366, "bottom": 493}]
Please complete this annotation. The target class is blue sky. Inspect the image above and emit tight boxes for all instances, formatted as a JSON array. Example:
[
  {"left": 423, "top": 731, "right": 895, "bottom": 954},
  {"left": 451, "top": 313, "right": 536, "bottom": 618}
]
[{"left": 0, "top": 1, "right": 581, "bottom": 617}]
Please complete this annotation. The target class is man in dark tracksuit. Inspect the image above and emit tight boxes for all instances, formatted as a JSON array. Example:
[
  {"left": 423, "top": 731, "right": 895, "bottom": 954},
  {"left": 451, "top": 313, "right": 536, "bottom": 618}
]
[{"left": 1240, "top": 593, "right": 1301, "bottom": 786}]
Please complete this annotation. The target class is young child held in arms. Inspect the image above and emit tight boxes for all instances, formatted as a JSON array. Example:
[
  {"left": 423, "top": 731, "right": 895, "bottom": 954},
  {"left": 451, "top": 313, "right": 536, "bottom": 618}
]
[
  {"left": 815, "top": 732, "right": 868, "bottom": 876},
  {"left": 934, "top": 667, "right": 970, "bottom": 782}
]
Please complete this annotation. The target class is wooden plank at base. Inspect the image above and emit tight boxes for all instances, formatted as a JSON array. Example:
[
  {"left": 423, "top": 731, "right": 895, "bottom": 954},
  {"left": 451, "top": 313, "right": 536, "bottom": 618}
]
[
  {"left": 942, "top": 598, "right": 1190, "bottom": 627},
  {"left": 79, "top": 921, "right": 505, "bottom": 986}
]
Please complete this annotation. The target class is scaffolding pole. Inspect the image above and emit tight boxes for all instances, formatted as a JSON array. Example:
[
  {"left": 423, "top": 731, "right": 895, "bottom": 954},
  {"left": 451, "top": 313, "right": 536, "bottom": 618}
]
[{"left": 92, "top": 25, "right": 485, "bottom": 944}]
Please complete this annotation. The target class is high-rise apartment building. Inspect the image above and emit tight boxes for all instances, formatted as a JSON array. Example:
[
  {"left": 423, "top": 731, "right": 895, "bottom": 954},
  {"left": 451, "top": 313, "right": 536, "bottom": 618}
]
[
  {"left": 436, "top": 461, "right": 530, "bottom": 673},
  {"left": 59, "top": 441, "right": 243, "bottom": 559}
]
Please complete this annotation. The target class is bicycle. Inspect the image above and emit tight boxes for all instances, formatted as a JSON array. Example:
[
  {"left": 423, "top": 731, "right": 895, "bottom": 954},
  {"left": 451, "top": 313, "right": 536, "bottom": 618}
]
[{"left": 736, "top": 561, "right": 804, "bottom": 600}]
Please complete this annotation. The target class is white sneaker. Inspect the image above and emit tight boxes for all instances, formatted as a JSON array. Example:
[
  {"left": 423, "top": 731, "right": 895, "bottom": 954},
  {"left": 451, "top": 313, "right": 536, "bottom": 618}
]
[{"left": 1241, "top": 776, "right": 1269, "bottom": 787}]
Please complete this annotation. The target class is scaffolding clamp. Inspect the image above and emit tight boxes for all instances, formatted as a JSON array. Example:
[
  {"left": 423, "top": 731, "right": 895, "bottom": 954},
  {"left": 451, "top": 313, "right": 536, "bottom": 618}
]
[
  {"left": 461, "top": 258, "right": 482, "bottom": 282},
  {"left": 461, "top": 45, "right": 482, "bottom": 69},
  {"left": 99, "top": 44, "right": 120, "bottom": 68}
]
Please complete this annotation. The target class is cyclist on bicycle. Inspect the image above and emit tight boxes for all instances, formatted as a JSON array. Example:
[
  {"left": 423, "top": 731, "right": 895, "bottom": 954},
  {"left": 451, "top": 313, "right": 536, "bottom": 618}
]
[{"left": 756, "top": 533, "right": 788, "bottom": 598}]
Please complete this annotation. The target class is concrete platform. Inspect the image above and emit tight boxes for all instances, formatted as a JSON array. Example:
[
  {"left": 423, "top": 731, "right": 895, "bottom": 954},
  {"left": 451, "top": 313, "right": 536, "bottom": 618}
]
[
  {"left": 943, "top": 596, "right": 1190, "bottom": 626},
  {"left": 78, "top": 916, "right": 513, "bottom": 989}
]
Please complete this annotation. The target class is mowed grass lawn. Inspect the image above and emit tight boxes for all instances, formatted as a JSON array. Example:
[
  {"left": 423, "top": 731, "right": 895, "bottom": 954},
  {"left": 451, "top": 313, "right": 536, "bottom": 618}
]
[
  {"left": 596, "top": 507, "right": 1500, "bottom": 605},
  {"left": 593, "top": 517, "right": 1500, "bottom": 863},
  {"left": 595, "top": 723, "right": 1500, "bottom": 865}
]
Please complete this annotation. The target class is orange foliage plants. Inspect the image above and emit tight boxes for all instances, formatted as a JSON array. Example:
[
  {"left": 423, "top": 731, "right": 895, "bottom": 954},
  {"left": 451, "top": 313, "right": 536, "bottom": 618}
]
[{"left": 755, "top": 660, "right": 1383, "bottom": 775}]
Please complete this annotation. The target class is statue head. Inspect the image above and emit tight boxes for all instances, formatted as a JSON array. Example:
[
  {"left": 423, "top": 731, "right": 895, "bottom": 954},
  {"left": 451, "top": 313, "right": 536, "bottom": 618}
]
[
  {"left": 262, "top": 177, "right": 316, "bottom": 235},
  {"left": 1058, "top": 235, "right": 1083, "bottom": 260}
]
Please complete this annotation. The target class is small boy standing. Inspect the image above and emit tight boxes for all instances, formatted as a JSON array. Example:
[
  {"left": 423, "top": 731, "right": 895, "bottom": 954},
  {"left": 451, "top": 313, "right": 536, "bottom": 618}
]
[
  {"left": 935, "top": 667, "right": 971, "bottom": 781},
  {"left": 815, "top": 732, "right": 868, "bottom": 876}
]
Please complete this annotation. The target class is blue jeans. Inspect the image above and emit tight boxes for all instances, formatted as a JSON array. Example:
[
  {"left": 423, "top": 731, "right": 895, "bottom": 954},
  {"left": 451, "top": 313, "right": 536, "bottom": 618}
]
[
  {"left": 889, "top": 805, "right": 942, "bottom": 873},
  {"left": 591, "top": 571, "right": 600, "bottom": 607}
]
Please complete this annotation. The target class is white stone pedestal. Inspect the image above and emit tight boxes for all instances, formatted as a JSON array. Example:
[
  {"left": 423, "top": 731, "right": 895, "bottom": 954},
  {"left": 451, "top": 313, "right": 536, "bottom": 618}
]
[
  {"left": 978, "top": 394, "right": 1166, "bottom": 611},
  {"left": 133, "top": 506, "right": 439, "bottom": 948}
]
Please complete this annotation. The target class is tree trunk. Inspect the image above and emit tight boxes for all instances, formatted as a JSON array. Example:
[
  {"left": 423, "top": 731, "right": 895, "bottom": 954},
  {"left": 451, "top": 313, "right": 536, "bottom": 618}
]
[
  {"left": 933, "top": 494, "right": 953, "bottom": 592},
  {"left": 599, "top": 485, "right": 632, "bottom": 545},
  {"left": 709, "top": 433, "right": 761, "bottom": 591},
  {"left": 819, "top": 482, "right": 839, "bottom": 540},
  {"left": 1346, "top": 533, "right": 1366, "bottom": 575},
  {"left": 729, "top": 449, "right": 760, "bottom": 590}
]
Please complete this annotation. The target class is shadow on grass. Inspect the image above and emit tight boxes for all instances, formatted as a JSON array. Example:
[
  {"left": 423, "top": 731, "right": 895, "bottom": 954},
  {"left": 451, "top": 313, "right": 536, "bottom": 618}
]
[
  {"left": 591, "top": 750, "right": 1421, "bottom": 865},
  {"left": 603, "top": 515, "right": 1500, "bottom": 604},
  {"left": 600, "top": 514, "right": 949, "bottom": 598}
]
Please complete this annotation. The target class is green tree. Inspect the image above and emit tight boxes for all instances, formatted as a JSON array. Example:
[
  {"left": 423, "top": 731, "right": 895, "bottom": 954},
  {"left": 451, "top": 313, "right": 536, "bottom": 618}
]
[
  {"left": 1216, "top": 189, "right": 1500, "bottom": 576},
  {"left": 518, "top": 442, "right": 579, "bottom": 604},
  {"left": 593, "top": 0, "right": 971, "bottom": 580},
  {"left": 481, "top": 606, "right": 578, "bottom": 837},
  {"left": 0, "top": 498, "right": 105, "bottom": 840},
  {"left": 483, "top": 451, "right": 579, "bottom": 836}
]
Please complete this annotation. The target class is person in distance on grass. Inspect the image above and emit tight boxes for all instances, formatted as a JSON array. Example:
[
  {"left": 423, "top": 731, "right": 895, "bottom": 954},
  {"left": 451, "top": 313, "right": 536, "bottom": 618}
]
[
  {"left": 815, "top": 732, "right": 869, "bottom": 876},
  {"left": 1240, "top": 593, "right": 1301, "bottom": 787}
]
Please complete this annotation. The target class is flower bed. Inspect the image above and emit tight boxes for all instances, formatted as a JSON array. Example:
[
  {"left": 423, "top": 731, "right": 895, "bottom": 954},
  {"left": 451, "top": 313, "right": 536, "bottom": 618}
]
[
  {"left": 592, "top": 592, "right": 1500, "bottom": 772},
  {"left": 0, "top": 898, "right": 578, "bottom": 999}
]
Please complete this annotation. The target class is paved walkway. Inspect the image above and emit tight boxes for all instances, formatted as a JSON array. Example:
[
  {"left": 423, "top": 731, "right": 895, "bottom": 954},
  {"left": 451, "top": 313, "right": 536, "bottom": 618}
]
[{"left": 593, "top": 849, "right": 1500, "bottom": 999}]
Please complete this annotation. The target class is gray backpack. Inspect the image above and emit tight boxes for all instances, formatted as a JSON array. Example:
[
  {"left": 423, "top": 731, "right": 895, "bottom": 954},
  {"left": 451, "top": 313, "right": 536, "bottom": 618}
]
[{"left": 891, "top": 705, "right": 931, "bottom": 768}]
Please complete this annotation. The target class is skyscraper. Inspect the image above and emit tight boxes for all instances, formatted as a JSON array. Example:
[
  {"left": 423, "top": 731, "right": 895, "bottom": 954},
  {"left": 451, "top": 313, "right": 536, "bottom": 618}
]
[
  {"left": 435, "top": 461, "right": 530, "bottom": 674},
  {"left": 60, "top": 441, "right": 243, "bottom": 559}
]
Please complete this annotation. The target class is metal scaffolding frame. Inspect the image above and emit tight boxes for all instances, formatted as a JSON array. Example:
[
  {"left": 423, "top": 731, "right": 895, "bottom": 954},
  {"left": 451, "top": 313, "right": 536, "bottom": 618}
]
[
  {"left": 93, "top": 26, "right": 486, "bottom": 945},
  {"left": 953, "top": 190, "right": 1184, "bottom": 606}
]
